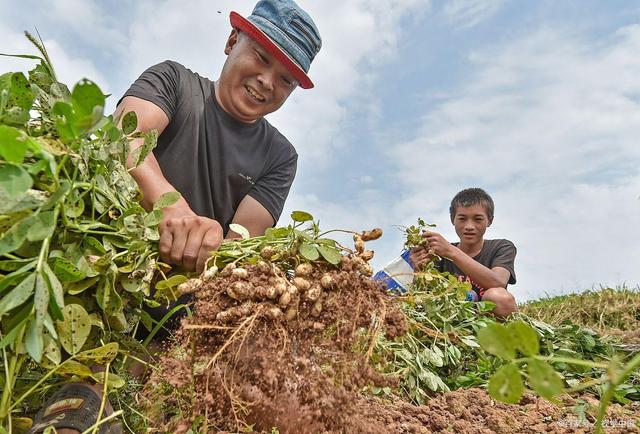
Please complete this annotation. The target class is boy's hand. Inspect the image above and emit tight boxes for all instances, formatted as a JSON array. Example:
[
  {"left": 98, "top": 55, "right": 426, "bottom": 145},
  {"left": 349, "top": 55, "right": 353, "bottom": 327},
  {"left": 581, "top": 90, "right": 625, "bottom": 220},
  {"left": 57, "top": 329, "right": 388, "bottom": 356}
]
[
  {"left": 159, "top": 203, "right": 224, "bottom": 272},
  {"left": 410, "top": 247, "right": 433, "bottom": 270},
  {"left": 423, "top": 231, "right": 454, "bottom": 258}
]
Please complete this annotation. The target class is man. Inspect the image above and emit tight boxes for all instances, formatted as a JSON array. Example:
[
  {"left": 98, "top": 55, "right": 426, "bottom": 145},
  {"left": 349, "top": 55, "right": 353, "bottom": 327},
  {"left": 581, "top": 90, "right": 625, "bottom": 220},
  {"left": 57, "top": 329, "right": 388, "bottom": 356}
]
[
  {"left": 28, "top": 1, "right": 321, "bottom": 433},
  {"left": 410, "top": 188, "right": 518, "bottom": 318}
]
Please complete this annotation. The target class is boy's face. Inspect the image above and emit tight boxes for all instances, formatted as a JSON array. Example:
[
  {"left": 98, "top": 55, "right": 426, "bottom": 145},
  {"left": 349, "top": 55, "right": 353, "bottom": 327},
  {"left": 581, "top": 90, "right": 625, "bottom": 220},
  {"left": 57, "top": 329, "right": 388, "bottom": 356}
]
[
  {"left": 216, "top": 30, "right": 298, "bottom": 123},
  {"left": 452, "top": 204, "right": 491, "bottom": 245}
]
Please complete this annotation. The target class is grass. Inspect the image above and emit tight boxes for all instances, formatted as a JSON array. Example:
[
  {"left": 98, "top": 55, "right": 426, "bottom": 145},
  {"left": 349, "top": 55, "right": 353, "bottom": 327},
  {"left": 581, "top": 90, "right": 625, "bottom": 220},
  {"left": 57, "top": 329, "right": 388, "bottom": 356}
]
[{"left": 519, "top": 285, "right": 640, "bottom": 341}]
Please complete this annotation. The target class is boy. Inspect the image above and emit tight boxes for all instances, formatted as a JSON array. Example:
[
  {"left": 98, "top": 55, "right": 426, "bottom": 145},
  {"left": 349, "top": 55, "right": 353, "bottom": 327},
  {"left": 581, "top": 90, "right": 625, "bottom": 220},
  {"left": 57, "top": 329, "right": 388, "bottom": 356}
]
[
  {"left": 28, "top": 1, "right": 321, "bottom": 433},
  {"left": 410, "top": 188, "right": 518, "bottom": 318}
]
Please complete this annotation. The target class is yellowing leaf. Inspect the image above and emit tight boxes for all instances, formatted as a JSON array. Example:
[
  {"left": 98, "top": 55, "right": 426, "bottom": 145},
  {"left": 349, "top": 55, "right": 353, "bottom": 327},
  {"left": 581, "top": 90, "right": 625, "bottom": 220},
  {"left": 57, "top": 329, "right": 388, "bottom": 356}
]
[{"left": 56, "top": 304, "right": 91, "bottom": 355}]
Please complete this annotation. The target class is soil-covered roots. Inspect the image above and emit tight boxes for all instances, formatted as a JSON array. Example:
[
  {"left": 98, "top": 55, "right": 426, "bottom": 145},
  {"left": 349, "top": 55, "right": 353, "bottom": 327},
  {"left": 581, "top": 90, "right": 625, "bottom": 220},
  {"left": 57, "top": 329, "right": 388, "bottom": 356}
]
[{"left": 142, "top": 255, "right": 407, "bottom": 433}]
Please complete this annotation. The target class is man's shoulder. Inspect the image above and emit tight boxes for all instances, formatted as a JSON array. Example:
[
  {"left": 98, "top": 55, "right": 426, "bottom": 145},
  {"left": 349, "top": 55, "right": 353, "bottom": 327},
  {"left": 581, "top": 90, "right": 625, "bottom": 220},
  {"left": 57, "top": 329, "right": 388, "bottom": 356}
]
[
  {"left": 260, "top": 119, "right": 297, "bottom": 156},
  {"left": 149, "top": 60, "right": 212, "bottom": 85}
]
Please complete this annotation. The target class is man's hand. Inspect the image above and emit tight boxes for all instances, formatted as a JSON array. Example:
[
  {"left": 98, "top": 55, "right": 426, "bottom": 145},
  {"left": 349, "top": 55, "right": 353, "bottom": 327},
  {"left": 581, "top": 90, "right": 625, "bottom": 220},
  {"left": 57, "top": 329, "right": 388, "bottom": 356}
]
[
  {"left": 409, "top": 246, "right": 432, "bottom": 270},
  {"left": 159, "top": 203, "right": 223, "bottom": 272},
  {"left": 423, "top": 231, "right": 454, "bottom": 258}
]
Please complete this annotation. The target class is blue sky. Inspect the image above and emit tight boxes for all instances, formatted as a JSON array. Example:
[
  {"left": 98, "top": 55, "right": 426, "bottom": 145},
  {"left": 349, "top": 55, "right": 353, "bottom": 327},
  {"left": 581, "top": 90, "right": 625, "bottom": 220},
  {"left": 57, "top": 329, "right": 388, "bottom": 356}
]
[{"left": 1, "top": 0, "right": 639, "bottom": 300}]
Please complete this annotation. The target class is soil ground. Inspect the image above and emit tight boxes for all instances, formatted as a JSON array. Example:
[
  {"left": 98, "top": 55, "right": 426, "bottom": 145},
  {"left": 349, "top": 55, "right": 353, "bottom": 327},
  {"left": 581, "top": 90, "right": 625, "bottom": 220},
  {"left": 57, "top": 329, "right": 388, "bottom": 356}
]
[{"left": 141, "top": 258, "right": 639, "bottom": 433}]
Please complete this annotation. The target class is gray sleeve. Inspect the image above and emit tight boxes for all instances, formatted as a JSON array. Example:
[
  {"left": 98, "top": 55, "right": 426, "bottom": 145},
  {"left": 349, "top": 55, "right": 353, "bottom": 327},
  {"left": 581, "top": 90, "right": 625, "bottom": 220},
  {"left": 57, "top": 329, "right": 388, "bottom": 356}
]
[
  {"left": 491, "top": 240, "right": 517, "bottom": 284},
  {"left": 118, "top": 60, "right": 182, "bottom": 119},
  {"left": 248, "top": 148, "right": 297, "bottom": 224}
]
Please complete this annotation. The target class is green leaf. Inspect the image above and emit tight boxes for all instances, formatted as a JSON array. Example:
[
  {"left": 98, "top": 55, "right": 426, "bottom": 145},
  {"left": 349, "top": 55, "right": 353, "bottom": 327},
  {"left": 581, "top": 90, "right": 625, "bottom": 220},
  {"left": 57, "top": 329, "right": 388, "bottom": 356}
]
[
  {"left": 0, "top": 261, "right": 35, "bottom": 295},
  {"left": 91, "top": 371, "right": 126, "bottom": 388},
  {"left": 130, "top": 129, "right": 157, "bottom": 167},
  {"left": 459, "top": 336, "right": 481, "bottom": 348},
  {"left": 0, "top": 214, "right": 32, "bottom": 255},
  {"left": 291, "top": 210, "right": 313, "bottom": 222},
  {"left": 26, "top": 211, "right": 56, "bottom": 241},
  {"left": 265, "top": 227, "right": 289, "bottom": 240},
  {"left": 418, "top": 370, "right": 442, "bottom": 391},
  {"left": 477, "top": 322, "right": 517, "bottom": 360},
  {"left": 315, "top": 238, "right": 337, "bottom": 247},
  {"left": 71, "top": 79, "right": 105, "bottom": 117},
  {"left": 0, "top": 163, "right": 32, "bottom": 197},
  {"left": 0, "top": 72, "right": 35, "bottom": 110},
  {"left": 0, "top": 317, "right": 27, "bottom": 350},
  {"left": 67, "top": 276, "right": 99, "bottom": 295},
  {"left": 64, "top": 192, "right": 85, "bottom": 218},
  {"left": 34, "top": 272, "right": 48, "bottom": 325},
  {"left": 75, "top": 342, "right": 119, "bottom": 364},
  {"left": 41, "top": 181, "right": 70, "bottom": 211},
  {"left": 56, "top": 304, "right": 92, "bottom": 355},
  {"left": 507, "top": 320, "right": 540, "bottom": 356},
  {"left": 153, "top": 191, "right": 181, "bottom": 210},
  {"left": 488, "top": 363, "right": 524, "bottom": 404},
  {"left": 317, "top": 245, "right": 342, "bottom": 265},
  {"left": 527, "top": 359, "right": 564, "bottom": 400},
  {"left": 155, "top": 274, "right": 188, "bottom": 290},
  {"left": 49, "top": 256, "right": 86, "bottom": 283},
  {"left": 57, "top": 360, "right": 93, "bottom": 378},
  {"left": 422, "top": 348, "right": 444, "bottom": 367},
  {"left": 121, "top": 276, "right": 146, "bottom": 293},
  {"left": 229, "top": 223, "right": 250, "bottom": 240},
  {"left": 43, "top": 335, "right": 61, "bottom": 365},
  {"left": 25, "top": 316, "right": 44, "bottom": 363},
  {"left": 0, "top": 273, "right": 36, "bottom": 315},
  {"left": 0, "top": 126, "right": 35, "bottom": 163},
  {"left": 121, "top": 110, "right": 137, "bottom": 135},
  {"left": 83, "top": 236, "right": 107, "bottom": 254},
  {"left": 299, "top": 242, "right": 320, "bottom": 260},
  {"left": 43, "top": 263, "right": 65, "bottom": 320}
]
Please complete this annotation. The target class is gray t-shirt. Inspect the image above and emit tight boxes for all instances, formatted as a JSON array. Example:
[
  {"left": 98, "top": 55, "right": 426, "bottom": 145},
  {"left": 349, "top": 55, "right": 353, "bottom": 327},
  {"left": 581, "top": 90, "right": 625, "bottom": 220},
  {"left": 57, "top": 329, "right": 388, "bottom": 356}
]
[
  {"left": 436, "top": 239, "right": 517, "bottom": 294},
  {"left": 121, "top": 60, "right": 297, "bottom": 233}
]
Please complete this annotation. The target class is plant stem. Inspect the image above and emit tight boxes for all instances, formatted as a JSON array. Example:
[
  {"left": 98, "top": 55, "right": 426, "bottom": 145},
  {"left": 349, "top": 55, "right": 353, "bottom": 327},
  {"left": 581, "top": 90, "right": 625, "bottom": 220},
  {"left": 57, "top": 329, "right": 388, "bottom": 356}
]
[
  {"left": 594, "top": 352, "right": 640, "bottom": 433},
  {"left": 91, "top": 362, "right": 110, "bottom": 434},
  {"left": 519, "top": 355, "right": 610, "bottom": 370}
]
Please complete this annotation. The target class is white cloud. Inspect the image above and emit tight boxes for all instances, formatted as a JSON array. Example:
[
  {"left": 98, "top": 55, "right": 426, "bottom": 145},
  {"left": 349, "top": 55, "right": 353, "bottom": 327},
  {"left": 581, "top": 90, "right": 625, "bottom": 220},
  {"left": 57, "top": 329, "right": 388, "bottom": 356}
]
[
  {"left": 442, "top": 0, "right": 505, "bottom": 29},
  {"left": 0, "top": 23, "right": 107, "bottom": 94},
  {"left": 388, "top": 24, "right": 640, "bottom": 299}
]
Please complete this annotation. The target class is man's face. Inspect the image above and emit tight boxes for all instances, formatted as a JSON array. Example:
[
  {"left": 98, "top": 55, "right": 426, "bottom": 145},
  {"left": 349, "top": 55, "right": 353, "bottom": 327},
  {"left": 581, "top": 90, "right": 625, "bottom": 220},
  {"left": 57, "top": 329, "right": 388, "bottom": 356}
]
[
  {"left": 452, "top": 204, "right": 491, "bottom": 245},
  {"left": 216, "top": 30, "right": 298, "bottom": 123}
]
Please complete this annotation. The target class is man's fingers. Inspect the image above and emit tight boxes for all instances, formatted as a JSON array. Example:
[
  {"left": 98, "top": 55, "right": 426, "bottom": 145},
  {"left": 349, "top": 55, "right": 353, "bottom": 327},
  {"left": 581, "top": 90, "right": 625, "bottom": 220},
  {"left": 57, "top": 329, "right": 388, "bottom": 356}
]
[
  {"left": 168, "top": 223, "right": 189, "bottom": 266},
  {"left": 158, "top": 226, "right": 174, "bottom": 264},
  {"left": 196, "top": 227, "right": 223, "bottom": 273},
  {"left": 182, "top": 224, "right": 211, "bottom": 271}
]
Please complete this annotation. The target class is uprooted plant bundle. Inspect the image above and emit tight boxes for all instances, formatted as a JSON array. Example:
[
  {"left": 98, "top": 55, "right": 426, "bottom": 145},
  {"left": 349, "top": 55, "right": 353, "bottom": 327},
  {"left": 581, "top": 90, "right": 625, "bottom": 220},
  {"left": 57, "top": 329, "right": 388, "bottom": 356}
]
[
  {"left": 141, "top": 220, "right": 409, "bottom": 433},
  {"left": 0, "top": 33, "right": 184, "bottom": 432}
]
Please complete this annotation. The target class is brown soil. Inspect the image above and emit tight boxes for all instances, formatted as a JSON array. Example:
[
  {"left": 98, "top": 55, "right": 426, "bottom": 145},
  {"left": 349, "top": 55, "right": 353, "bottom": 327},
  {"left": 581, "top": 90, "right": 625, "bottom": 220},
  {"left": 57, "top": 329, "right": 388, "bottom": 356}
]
[
  {"left": 141, "top": 255, "right": 407, "bottom": 433},
  {"left": 351, "top": 388, "right": 640, "bottom": 433}
]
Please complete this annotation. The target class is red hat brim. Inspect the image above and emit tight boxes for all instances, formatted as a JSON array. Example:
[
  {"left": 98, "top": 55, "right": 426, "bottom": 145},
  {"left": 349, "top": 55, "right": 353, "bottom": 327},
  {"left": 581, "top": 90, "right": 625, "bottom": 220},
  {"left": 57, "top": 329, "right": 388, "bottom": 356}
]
[{"left": 230, "top": 11, "right": 314, "bottom": 89}]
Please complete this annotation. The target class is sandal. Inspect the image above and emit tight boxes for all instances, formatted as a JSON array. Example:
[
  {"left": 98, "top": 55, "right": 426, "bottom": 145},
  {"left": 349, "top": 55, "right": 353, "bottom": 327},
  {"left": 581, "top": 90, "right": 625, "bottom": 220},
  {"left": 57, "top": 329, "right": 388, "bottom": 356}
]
[{"left": 28, "top": 383, "right": 123, "bottom": 434}]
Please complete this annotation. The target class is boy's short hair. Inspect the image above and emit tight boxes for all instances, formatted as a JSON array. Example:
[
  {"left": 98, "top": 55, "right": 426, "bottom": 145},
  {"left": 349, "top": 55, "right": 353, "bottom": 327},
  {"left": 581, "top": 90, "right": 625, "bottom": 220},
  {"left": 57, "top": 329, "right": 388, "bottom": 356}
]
[{"left": 449, "top": 188, "right": 495, "bottom": 223}]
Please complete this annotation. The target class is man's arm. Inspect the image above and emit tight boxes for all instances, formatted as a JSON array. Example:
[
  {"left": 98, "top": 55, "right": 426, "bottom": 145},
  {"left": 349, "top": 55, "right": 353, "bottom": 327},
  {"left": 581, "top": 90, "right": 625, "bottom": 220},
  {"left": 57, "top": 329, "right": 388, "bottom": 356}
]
[
  {"left": 424, "top": 231, "right": 510, "bottom": 289},
  {"left": 114, "top": 96, "right": 223, "bottom": 272},
  {"left": 228, "top": 195, "right": 275, "bottom": 238}
]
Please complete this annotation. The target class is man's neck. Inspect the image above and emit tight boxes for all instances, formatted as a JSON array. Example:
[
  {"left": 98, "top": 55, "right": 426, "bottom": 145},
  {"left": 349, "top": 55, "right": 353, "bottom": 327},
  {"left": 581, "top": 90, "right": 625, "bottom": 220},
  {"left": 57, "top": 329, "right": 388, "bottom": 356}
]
[
  {"left": 459, "top": 239, "right": 484, "bottom": 257},
  {"left": 213, "top": 80, "right": 259, "bottom": 124}
]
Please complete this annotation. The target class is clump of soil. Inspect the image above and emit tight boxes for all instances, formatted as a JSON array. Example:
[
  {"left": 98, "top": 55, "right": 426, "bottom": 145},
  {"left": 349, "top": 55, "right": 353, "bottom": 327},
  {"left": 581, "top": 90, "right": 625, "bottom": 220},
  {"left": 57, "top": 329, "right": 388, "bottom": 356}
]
[
  {"left": 350, "top": 388, "right": 640, "bottom": 434},
  {"left": 141, "top": 255, "right": 407, "bottom": 433}
]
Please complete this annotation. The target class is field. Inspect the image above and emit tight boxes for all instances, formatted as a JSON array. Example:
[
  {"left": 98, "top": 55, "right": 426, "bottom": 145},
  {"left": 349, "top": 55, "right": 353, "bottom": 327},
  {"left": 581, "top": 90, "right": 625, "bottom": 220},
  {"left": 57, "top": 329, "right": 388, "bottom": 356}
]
[{"left": 0, "top": 34, "right": 639, "bottom": 434}]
